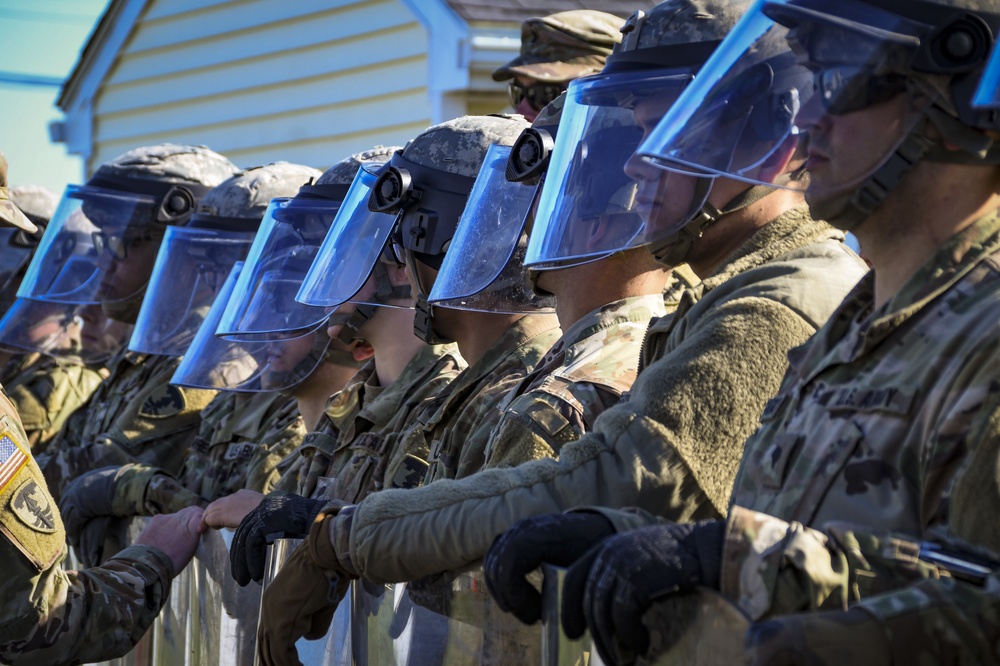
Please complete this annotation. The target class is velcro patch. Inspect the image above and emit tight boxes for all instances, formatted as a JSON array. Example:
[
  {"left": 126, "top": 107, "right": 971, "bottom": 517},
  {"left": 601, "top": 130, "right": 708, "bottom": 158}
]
[
  {"left": 224, "top": 442, "right": 257, "bottom": 461},
  {"left": 0, "top": 431, "right": 29, "bottom": 494},
  {"left": 10, "top": 478, "right": 57, "bottom": 533},
  {"left": 140, "top": 385, "right": 187, "bottom": 418}
]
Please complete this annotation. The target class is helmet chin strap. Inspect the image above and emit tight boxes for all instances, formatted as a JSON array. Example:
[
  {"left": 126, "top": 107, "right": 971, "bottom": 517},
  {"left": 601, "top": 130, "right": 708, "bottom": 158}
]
[
  {"left": 405, "top": 250, "right": 453, "bottom": 345},
  {"left": 328, "top": 261, "right": 414, "bottom": 346},
  {"left": 647, "top": 179, "right": 776, "bottom": 267}
]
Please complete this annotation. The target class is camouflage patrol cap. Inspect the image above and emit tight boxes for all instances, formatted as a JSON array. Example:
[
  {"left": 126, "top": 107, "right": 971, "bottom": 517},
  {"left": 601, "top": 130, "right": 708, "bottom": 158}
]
[
  {"left": 533, "top": 93, "right": 566, "bottom": 128},
  {"left": 315, "top": 146, "right": 401, "bottom": 186},
  {"left": 492, "top": 10, "right": 625, "bottom": 83},
  {"left": 195, "top": 162, "right": 321, "bottom": 223},
  {"left": 401, "top": 114, "right": 531, "bottom": 179},
  {"left": 0, "top": 151, "right": 38, "bottom": 233},
  {"left": 9, "top": 186, "right": 58, "bottom": 227}
]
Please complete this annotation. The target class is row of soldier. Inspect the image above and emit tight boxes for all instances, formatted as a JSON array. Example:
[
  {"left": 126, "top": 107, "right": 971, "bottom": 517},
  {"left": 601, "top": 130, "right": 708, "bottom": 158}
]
[{"left": 1, "top": 0, "right": 999, "bottom": 664}]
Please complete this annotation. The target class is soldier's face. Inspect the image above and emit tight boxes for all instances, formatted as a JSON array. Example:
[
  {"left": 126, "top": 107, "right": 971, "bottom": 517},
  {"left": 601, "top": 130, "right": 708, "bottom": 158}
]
[
  {"left": 266, "top": 333, "right": 314, "bottom": 373},
  {"left": 795, "top": 89, "right": 909, "bottom": 210},
  {"left": 96, "top": 235, "right": 160, "bottom": 302}
]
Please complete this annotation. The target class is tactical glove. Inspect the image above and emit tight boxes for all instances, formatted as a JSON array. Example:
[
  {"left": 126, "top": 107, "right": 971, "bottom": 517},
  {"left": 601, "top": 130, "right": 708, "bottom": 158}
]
[
  {"left": 483, "top": 511, "right": 615, "bottom": 625},
  {"left": 257, "top": 508, "right": 355, "bottom": 665},
  {"left": 231, "top": 492, "right": 326, "bottom": 586},
  {"left": 59, "top": 466, "right": 119, "bottom": 544},
  {"left": 562, "top": 519, "right": 725, "bottom": 666},
  {"left": 745, "top": 607, "right": 892, "bottom": 665}
]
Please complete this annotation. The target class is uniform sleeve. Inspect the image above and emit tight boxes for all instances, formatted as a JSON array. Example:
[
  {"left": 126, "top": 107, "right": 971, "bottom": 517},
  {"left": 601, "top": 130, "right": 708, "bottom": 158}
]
[
  {"left": 243, "top": 415, "right": 309, "bottom": 494},
  {"left": 337, "top": 294, "right": 818, "bottom": 583},
  {"left": 721, "top": 376, "right": 1000, "bottom": 620},
  {"left": 0, "top": 541, "right": 174, "bottom": 665}
]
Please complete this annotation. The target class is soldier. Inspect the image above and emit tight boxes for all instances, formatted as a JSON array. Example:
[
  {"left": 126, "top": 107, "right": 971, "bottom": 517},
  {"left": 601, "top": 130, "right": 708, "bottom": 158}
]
[
  {"left": 23, "top": 145, "right": 237, "bottom": 557},
  {"left": 533, "top": 0, "right": 1000, "bottom": 663},
  {"left": 251, "top": 2, "right": 869, "bottom": 661},
  {"left": 0, "top": 148, "right": 206, "bottom": 665},
  {"left": 56, "top": 163, "right": 324, "bottom": 548},
  {"left": 494, "top": 10, "right": 626, "bottom": 121}
]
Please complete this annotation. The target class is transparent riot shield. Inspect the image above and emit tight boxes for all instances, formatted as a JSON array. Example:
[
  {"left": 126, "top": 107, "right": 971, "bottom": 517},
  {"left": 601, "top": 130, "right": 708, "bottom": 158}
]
[{"left": 539, "top": 563, "right": 750, "bottom": 666}]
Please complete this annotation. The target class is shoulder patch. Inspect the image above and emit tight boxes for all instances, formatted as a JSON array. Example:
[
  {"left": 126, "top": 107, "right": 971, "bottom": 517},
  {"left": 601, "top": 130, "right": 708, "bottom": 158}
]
[
  {"left": 140, "top": 384, "right": 187, "bottom": 418},
  {"left": 0, "top": 431, "right": 29, "bottom": 493},
  {"left": 10, "top": 478, "right": 57, "bottom": 533}
]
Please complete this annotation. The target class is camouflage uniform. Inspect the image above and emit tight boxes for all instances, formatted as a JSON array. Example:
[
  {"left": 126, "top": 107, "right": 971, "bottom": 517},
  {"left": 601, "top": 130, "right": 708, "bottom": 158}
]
[
  {"left": 0, "top": 386, "right": 175, "bottom": 665},
  {"left": 399, "top": 313, "right": 561, "bottom": 484},
  {"left": 718, "top": 210, "right": 1000, "bottom": 622},
  {"left": 321, "top": 209, "right": 867, "bottom": 583},
  {"left": 483, "top": 293, "right": 666, "bottom": 469},
  {"left": 109, "top": 390, "right": 308, "bottom": 516},
  {"left": 318, "top": 343, "right": 465, "bottom": 503},
  {"left": 40, "top": 348, "right": 216, "bottom": 502},
  {"left": 3, "top": 352, "right": 106, "bottom": 454}
]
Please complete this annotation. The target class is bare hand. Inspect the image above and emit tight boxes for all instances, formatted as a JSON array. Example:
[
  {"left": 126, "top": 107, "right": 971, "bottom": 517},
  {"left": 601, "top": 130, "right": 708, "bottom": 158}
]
[
  {"left": 199, "top": 489, "right": 265, "bottom": 532},
  {"left": 135, "top": 506, "right": 204, "bottom": 576}
]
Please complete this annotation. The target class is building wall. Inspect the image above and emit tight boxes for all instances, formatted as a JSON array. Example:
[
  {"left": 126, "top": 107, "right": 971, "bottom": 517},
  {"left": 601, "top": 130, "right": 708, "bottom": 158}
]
[{"left": 87, "top": 0, "right": 480, "bottom": 173}]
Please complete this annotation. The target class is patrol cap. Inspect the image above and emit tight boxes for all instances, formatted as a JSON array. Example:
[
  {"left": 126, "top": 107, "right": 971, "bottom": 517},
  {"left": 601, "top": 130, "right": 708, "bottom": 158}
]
[
  {"left": 492, "top": 10, "right": 625, "bottom": 83},
  {"left": 0, "top": 151, "right": 38, "bottom": 233},
  {"left": 9, "top": 185, "right": 58, "bottom": 229}
]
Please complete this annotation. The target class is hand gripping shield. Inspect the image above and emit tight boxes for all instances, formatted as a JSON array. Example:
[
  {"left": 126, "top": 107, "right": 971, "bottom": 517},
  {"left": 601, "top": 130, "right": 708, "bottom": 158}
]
[
  {"left": 428, "top": 144, "right": 554, "bottom": 313},
  {"left": 171, "top": 262, "right": 333, "bottom": 392}
]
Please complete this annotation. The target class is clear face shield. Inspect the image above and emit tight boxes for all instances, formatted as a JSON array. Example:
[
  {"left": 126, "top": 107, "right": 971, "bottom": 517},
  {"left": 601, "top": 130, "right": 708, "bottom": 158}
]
[
  {"left": 0, "top": 228, "right": 36, "bottom": 296},
  {"left": 18, "top": 184, "right": 165, "bottom": 305},
  {"left": 128, "top": 225, "right": 255, "bottom": 356},
  {"left": 216, "top": 197, "right": 340, "bottom": 340},
  {"left": 0, "top": 298, "right": 81, "bottom": 358},
  {"left": 172, "top": 262, "right": 334, "bottom": 392},
  {"left": 522, "top": 69, "right": 697, "bottom": 268},
  {"left": 427, "top": 144, "right": 554, "bottom": 313},
  {"left": 637, "top": 0, "right": 945, "bottom": 210},
  {"left": 974, "top": 43, "right": 1000, "bottom": 109},
  {"left": 295, "top": 164, "right": 404, "bottom": 309}
]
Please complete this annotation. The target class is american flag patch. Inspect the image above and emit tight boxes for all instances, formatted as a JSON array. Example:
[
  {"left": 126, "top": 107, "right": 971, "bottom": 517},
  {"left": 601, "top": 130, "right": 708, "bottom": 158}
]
[{"left": 0, "top": 433, "right": 28, "bottom": 493}]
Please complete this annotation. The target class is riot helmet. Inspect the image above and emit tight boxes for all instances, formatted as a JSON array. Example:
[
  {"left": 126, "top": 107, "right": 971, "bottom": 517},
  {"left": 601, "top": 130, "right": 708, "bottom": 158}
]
[
  {"left": 641, "top": 0, "right": 1000, "bottom": 230},
  {"left": 365, "top": 114, "right": 530, "bottom": 343},
  {"left": 17, "top": 144, "right": 238, "bottom": 322},
  {"left": 129, "top": 162, "right": 320, "bottom": 357}
]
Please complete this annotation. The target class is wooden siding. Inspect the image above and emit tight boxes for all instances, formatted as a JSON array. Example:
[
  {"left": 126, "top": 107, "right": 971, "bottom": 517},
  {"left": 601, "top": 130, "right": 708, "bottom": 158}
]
[{"left": 88, "top": 0, "right": 437, "bottom": 173}]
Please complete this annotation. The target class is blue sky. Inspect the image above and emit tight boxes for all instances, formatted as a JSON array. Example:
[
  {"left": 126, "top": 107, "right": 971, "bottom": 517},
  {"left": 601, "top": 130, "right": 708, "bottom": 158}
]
[{"left": 0, "top": 0, "right": 109, "bottom": 196}]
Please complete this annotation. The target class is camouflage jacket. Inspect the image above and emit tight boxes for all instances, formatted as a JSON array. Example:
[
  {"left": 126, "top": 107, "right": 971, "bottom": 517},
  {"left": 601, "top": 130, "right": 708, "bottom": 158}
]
[
  {"left": 110, "top": 390, "right": 308, "bottom": 517},
  {"left": 482, "top": 294, "right": 666, "bottom": 468},
  {"left": 312, "top": 343, "right": 466, "bottom": 502},
  {"left": 324, "top": 209, "right": 868, "bottom": 583},
  {"left": 0, "top": 385, "right": 174, "bottom": 665},
  {"left": 399, "top": 313, "right": 561, "bottom": 484},
  {"left": 4, "top": 353, "right": 106, "bottom": 454},
  {"left": 719, "top": 209, "right": 1000, "bottom": 621},
  {"left": 40, "top": 349, "right": 217, "bottom": 501}
]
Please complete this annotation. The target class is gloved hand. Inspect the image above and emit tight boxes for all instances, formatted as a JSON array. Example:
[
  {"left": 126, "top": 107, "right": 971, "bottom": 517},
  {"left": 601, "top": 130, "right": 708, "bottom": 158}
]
[
  {"left": 257, "top": 510, "right": 354, "bottom": 666},
  {"left": 231, "top": 492, "right": 326, "bottom": 586},
  {"left": 59, "top": 466, "right": 120, "bottom": 544},
  {"left": 484, "top": 511, "right": 615, "bottom": 625},
  {"left": 74, "top": 515, "right": 114, "bottom": 568},
  {"left": 562, "top": 519, "right": 726, "bottom": 666},
  {"left": 745, "top": 607, "right": 892, "bottom": 665}
]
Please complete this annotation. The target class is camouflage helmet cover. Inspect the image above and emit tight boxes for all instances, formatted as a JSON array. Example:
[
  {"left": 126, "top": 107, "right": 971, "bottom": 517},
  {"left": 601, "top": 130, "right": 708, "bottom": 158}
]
[
  {"left": 196, "top": 162, "right": 322, "bottom": 222},
  {"left": 93, "top": 143, "right": 238, "bottom": 187},
  {"left": 401, "top": 113, "right": 531, "bottom": 179},
  {"left": 0, "top": 151, "right": 38, "bottom": 233},
  {"left": 493, "top": 10, "right": 626, "bottom": 83},
  {"left": 315, "top": 146, "right": 401, "bottom": 186}
]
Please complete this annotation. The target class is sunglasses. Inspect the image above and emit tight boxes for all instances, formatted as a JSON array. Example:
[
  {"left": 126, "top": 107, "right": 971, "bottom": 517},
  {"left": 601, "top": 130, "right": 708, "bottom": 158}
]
[
  {"left": 92, "top": 230, "right": 162, "bottom": 260},
  {"left": 813, "top": 65, "right": 908, "bottom": 115},
  {"left": 508, "top": 80, "right": 566, "bottom": 113}
]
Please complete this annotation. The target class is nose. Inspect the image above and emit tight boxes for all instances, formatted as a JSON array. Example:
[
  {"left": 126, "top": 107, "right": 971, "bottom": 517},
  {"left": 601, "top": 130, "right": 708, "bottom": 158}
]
[
  {"left": 624, "top": 149, "right": 656, "bottom": 184},
  {"left": 515, "top": 97, "right": 539, "bottom": 122},
  {"left": 794, "top": 92, "right": 828, "bottom": 132}
]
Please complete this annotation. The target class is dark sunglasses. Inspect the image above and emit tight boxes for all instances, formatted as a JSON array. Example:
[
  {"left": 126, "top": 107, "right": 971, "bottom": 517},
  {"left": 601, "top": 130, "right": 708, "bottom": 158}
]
[
  {"left": 813, "top": 65, "right": 908, "bottom": 115},
  {"left": 92, "top": 230, "right": 161, "bottom": 260},
  {"left": 508, "top": 80, "right": 566, "bottom": 113}
]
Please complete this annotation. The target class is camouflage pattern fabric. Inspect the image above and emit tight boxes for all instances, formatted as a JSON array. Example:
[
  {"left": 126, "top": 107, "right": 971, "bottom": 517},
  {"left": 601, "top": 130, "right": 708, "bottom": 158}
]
[
  {"left": 482, "top": 293, "right": 666, "bottom": 468},
  {"left": 110, "top": 390, "right": 308, "bottom": 517},
  {"left": 319, "top": 343, "right": 465, "bottom": 503},
  {"left": 321, "top": 209, "right": 867, "bottom": 583},
  {"left": 40, "top": 348, "right": 217, "bottom": 502},
  {"left": 0, "top": 384, "right": 174, "bottom": 664},
  {"left": 719, "top": 209, "right": 1000, "bottom": 622},
  {"left": 3, "top": 353, "right": 106, "bottom": 454},
  {"left": 398, "top": 313, "right": 561, "bottom": 484}
]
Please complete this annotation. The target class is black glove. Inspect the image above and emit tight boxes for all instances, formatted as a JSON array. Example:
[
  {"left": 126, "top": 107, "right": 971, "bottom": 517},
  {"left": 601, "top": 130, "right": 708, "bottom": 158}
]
[
  {"left": 483, "top": 511, "right": 615, "bottom": 625},
  {"left": 230, "top": 492, "right": 326, "bottom": 586},
  {"left": 59, "top": 466, "right": 119, "bottom": 544},
  {"left": 562, "top": 519, "right": 726, "bottom": 666}
]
